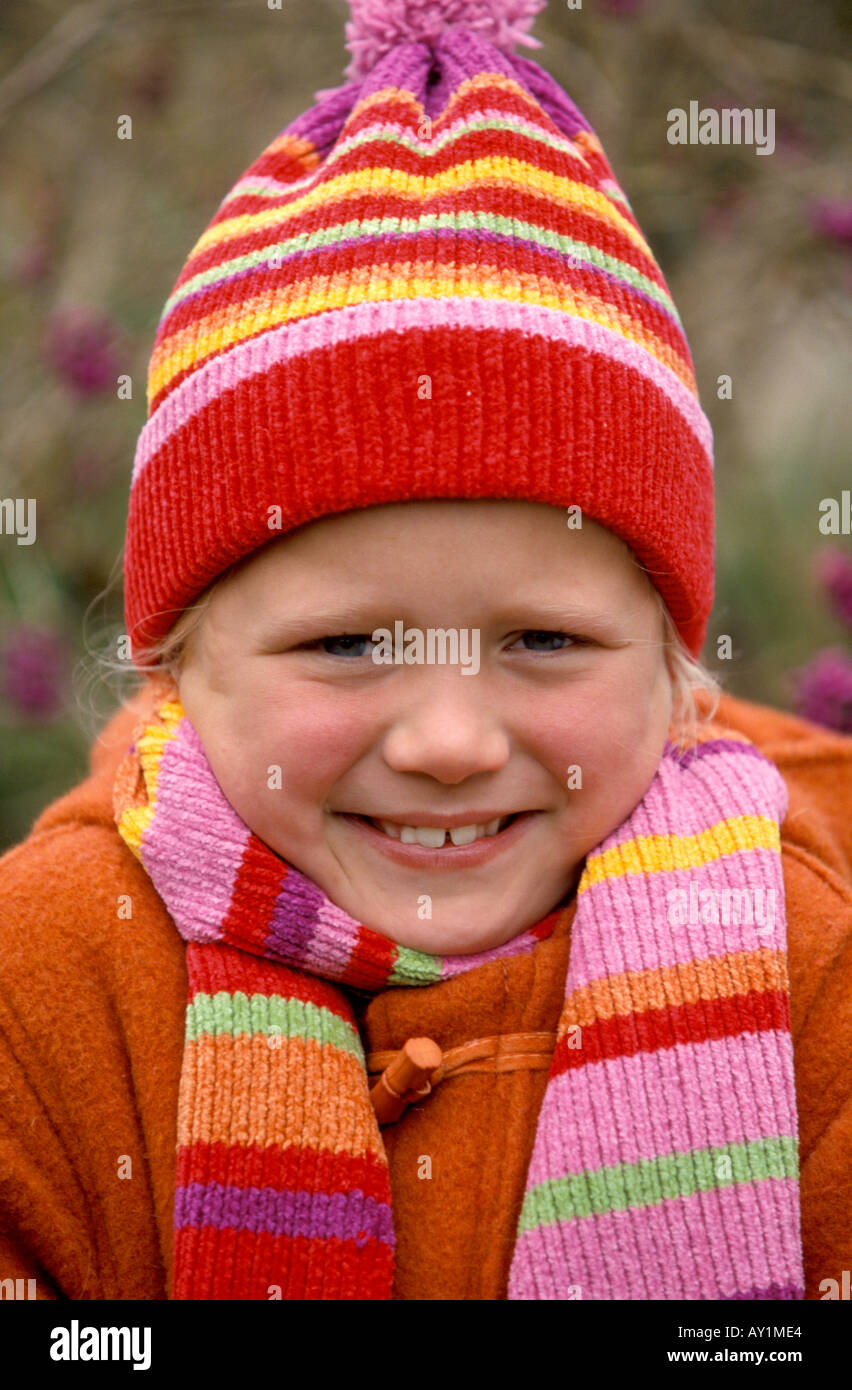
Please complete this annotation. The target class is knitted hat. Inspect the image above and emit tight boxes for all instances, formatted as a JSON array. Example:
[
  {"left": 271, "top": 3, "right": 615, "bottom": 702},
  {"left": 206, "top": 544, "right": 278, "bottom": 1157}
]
[{"left": 124, "top": 0, "right": 715, "bottom": 666}]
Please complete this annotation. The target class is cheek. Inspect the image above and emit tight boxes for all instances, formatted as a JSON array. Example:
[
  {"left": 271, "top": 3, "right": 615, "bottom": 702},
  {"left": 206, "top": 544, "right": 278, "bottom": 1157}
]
[
  {"left": 234, "top": 683, "right": 377, "bottom": 800},
  {"left": 523, "top": 662, "right": 667, "bottom": 787}
]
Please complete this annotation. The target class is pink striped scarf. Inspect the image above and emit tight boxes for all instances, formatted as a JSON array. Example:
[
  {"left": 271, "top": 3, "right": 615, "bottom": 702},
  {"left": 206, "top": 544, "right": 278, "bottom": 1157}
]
[{"left": 113, "top": 675, "right": 804, "bottom": 1299}]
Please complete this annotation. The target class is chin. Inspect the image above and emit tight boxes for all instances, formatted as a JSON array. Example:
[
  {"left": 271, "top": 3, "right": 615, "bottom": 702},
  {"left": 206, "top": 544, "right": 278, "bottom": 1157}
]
[{"left": 392, "top": 924, "right": 515, "bottom": 957}]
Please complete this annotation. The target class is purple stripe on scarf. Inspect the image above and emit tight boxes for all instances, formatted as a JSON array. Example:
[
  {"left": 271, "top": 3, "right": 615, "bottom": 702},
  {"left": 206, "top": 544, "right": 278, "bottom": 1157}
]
[
  {"left": 664, "top": 738, "right": 771, "bottom": 770},
  {"left": 175, "top": 1180, "right": 395, "bottom": 1243},
  {"left": 265, "top": 871, "right": 329, "bottom": 966}
]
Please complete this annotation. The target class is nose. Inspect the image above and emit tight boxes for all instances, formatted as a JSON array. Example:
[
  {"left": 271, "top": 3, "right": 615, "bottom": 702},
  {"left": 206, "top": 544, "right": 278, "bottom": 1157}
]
[{"left": 380, "top": 673, "right": 510, "bottom": 784}]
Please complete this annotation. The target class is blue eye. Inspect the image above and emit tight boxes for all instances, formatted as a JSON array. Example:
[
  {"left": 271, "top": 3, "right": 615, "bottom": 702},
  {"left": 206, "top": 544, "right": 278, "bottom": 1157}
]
[
  {"left": 301, "top": 629, "right": 587, "bottom": 659},
  {"left": 318, "top": 634, "right": 374, "bottom": 658},
  {"left": 515, "top": 631, "right": 581, "bottom": 652}
]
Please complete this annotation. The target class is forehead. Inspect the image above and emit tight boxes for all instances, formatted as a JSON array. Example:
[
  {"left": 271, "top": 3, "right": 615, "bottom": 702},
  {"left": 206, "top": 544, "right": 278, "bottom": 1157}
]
[{"left": 223, "top": 500, "right": 645, "bottom": 589}]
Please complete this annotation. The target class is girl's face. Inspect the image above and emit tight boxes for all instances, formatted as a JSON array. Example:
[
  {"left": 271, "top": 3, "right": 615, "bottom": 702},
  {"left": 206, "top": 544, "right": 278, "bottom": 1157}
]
[{"left": 177, "top": 501, "right": 673, "bottom": 954}]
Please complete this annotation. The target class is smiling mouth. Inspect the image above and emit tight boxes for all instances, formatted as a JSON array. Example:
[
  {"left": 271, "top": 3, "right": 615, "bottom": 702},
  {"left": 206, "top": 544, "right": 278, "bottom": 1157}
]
[{"left": 354, "top": 812, "right": 520, "bottom": 848}]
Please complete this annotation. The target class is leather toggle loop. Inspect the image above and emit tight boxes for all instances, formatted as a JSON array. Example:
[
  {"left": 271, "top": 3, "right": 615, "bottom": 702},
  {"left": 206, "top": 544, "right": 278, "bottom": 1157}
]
[{"left": 367, "top": 1031, "right": 558, "bottom": 1125}]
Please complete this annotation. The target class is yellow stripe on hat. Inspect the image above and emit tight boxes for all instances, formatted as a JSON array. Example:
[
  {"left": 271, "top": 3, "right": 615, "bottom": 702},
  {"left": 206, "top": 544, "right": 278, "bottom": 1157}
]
[
  {"left": 188, "top": 156, "right": 654, "bottom": 264},
  {"left": 149, "top": 265, "right": 693, "bottom": 403}
]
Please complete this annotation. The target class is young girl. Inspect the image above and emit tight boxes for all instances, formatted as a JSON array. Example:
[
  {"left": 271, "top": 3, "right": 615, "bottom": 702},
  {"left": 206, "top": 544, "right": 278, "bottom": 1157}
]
[{"left": 1, "top": 0, "right": 850, "bottom": 1302}]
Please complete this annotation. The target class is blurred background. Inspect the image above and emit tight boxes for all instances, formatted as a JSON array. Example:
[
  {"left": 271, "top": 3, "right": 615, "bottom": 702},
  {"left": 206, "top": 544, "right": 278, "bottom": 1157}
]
[{"left": 1, "top": 0, "right": 850, "bottom": 851}]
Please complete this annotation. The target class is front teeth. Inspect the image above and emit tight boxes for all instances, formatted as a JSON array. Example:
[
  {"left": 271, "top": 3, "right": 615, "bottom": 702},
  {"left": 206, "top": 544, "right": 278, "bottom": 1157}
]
[
  {"left": 377, "top": 816, "right": 506, "bottom": 847},
  {"left": 402, "top": 825, "right": 448, "bottom": 848}
]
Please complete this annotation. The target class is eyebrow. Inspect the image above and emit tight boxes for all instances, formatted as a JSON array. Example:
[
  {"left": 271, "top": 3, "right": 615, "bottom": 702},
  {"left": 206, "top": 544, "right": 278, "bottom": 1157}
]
[
  {"left": 256, "top": 604, "right": 390, "bottom": 643},
  {"left": 485, "top": 601, "right": 629, "bottom": 626},
  {"left": 255, "top": 599, "right": 630, "bottom": 644}
]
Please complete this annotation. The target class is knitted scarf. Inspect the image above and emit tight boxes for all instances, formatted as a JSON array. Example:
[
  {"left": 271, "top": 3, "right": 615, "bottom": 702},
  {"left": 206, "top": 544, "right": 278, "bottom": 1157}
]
[{"left": 113, "top": 674, "right": 805, "bottom": 1300}]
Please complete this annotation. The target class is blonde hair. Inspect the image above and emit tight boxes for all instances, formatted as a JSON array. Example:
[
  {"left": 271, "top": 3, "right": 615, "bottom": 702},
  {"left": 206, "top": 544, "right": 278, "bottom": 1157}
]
[
  {"left": 119, "top": 560, "right": 724, "bottom": 745},
  {"left": 654, "top": 587, "right": 724, "bottom": 744},
  {"left": 133, "top": 566, "right": 236, "bottom": 680}
]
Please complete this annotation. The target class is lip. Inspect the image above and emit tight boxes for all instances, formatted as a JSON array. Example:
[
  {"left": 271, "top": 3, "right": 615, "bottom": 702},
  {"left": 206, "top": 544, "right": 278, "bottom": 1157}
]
[{"left": 337, "top": 810, "right": 542, "bottom": 869}]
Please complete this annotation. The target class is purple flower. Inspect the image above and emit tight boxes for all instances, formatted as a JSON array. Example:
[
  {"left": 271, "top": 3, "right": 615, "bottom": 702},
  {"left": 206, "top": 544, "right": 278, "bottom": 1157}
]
[
  {"left": 810, "top": 198, "right": 852, "bottom": 247},
  {"left": 791, "top": 647, "right": 852, "bottom": 735},
  {"left": 815, "top": 547, "right": 852, "bottom": 629},
  {"left": 42, "top": 306, "right": 121, "bottom": 397},
  {"left": 1, "top": 625, "right": 67, "bottom": 719}
]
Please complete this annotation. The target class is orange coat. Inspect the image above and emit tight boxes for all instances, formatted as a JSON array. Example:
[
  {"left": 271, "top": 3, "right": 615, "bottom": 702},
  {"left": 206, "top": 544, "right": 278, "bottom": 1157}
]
[{"left": 0, "top": 689, "right": 850, "bottom": 1299}]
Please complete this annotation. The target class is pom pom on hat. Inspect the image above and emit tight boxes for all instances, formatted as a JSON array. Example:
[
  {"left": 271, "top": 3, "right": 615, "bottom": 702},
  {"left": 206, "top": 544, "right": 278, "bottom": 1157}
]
[{"left": 343, "top": 0, "right": 547, "bottom": 82}]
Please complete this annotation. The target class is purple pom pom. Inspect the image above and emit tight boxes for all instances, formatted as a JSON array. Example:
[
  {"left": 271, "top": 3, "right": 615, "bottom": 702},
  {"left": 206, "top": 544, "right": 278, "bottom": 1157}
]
[{"left": 343, "top": 0, "right": 547, "bottom": 82}]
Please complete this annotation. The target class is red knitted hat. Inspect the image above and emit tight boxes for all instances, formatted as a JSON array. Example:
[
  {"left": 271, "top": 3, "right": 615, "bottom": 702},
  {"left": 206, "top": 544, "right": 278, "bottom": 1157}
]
[{"left": 124, "top": 0, "right": 715, "bottom": 664}]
